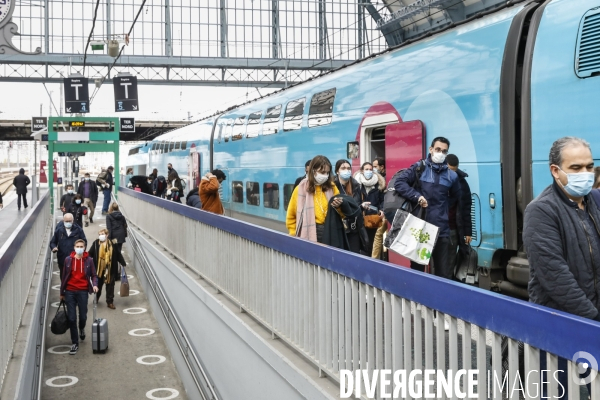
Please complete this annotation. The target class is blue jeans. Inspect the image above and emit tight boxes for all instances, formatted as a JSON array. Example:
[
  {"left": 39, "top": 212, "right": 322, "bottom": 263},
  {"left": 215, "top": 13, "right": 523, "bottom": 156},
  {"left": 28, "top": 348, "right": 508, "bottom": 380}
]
[
  {"left": 102, "top": 188, "right": 111, "bottom": 212},
  {"left": 64, "top": 290, "right": 89, "bottom": 345}
]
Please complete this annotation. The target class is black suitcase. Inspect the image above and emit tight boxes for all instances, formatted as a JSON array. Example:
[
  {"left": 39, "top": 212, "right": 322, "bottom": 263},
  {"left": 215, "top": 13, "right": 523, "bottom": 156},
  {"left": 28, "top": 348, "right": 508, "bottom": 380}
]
[
  {"left": 455, "top": 246, "right": 478, "bottom": 285},
  {"left": 92, "top": 297, "right": 109, "bottom": 353}
]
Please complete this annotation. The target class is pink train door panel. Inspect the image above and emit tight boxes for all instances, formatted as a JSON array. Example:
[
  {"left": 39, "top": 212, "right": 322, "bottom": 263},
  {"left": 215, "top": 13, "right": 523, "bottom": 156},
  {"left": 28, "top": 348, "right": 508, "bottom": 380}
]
[
  {"left": 188, "top": 148, "right": 201, "bottom": 190},
  {"left": 385, "top": 120, "right": 425, "bottom": 267}
]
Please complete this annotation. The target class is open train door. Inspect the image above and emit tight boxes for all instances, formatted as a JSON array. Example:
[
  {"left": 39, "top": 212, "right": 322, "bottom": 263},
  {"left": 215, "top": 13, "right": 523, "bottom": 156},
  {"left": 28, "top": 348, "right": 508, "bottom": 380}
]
[{"left": 384, "top": 120, "right": 426, "bottom": 267}]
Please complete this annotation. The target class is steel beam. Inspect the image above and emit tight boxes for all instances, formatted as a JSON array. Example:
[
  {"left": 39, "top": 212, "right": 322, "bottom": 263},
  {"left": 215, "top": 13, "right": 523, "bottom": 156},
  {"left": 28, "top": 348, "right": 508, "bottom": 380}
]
[
  {"left": 165, "top": 0, "right": 172, "bottom": 57},
  {"left": 271, "top": 0, "right": 281, "bottom": 59},
  {"left": 220, "top": 0, "right": 228, "bottom": 58}
]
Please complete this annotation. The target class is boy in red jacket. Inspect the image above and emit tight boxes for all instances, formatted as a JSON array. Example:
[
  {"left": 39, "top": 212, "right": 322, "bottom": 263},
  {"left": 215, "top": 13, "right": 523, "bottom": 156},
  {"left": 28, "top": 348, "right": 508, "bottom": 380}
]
[{"left": 60, "top": 239, "right": 98, "bottom": 355}]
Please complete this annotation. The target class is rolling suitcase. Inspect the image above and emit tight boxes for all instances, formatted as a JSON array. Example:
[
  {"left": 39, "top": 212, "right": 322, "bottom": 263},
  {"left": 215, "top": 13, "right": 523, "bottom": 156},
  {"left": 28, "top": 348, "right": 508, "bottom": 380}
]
[{"left": 92, "top": 296, "right": 109, "bottom": 354}]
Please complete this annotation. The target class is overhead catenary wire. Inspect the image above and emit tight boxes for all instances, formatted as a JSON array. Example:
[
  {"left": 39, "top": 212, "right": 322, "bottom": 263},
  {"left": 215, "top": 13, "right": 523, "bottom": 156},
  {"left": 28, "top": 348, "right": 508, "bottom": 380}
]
[{"left": 82, "top": 0, "right": 102, "bottom": 73}]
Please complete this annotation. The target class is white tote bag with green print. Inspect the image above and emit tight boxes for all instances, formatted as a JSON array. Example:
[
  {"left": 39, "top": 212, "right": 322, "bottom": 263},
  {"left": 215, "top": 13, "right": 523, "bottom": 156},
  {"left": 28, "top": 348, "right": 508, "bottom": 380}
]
[{"left": 389, "top": 212, "right": 439, "bottom": 265}]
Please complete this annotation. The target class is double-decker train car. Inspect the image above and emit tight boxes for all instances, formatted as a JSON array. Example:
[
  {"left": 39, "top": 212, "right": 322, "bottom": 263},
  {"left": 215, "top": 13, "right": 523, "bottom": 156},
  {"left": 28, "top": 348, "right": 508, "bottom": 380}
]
[{"left": 126, "top": 0, "right": 600, "bottom": 297}]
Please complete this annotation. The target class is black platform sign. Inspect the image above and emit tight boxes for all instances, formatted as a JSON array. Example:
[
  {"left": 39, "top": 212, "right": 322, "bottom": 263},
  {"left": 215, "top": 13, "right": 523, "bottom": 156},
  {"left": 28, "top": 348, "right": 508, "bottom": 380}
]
[
  {"left": 113, "top": 75, "right": 139, "bottom": 112},
  {"left": 63, "top": 77, "right": 90, "bottom": 113},
  {"left": 120, "top": 118, "right": 136, "bottom": 133},
  {"left": 31, "top": 117, "right": 47, "bottom": 132}
]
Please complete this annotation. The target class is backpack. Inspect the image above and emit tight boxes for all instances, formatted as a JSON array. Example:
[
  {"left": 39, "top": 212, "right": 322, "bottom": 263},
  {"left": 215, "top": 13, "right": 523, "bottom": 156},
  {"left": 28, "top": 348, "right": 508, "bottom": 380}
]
[
  {"left": 382, "top": 160, "right": 425, "bottom": 222},
  {"left": 96, "top": 171, "right": 108, "bottom": 188}
]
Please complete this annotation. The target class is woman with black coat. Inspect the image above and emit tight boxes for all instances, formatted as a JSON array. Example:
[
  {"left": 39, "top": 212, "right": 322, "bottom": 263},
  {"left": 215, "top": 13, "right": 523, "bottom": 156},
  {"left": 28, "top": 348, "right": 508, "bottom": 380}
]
[
  {"left": 354, "top": 162, "right": 386, "bottom": 254},
  {"left": 106, "top": 202, "right": 127, "bottom": 255},
  {"left": 334, "top": 159, "right": 367, "bottom": 254},
  {"left": 88, "top": 228, "right": 126, "bottom": 309},
  {"left": 68, "top": 194, "right": 87, "bottom": 227}
]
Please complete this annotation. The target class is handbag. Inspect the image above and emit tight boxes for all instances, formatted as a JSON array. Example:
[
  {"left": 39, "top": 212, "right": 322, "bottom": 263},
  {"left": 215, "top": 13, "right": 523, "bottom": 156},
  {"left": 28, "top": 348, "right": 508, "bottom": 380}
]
[
  {"left": 120, "top": 266, "right": 130, "bottom": 297},
  {"left": 389, "top": 210, "right": 439, "bottom": 265},
  {"left": 51, "top": 301, "right": 69, "bottom": 335}
]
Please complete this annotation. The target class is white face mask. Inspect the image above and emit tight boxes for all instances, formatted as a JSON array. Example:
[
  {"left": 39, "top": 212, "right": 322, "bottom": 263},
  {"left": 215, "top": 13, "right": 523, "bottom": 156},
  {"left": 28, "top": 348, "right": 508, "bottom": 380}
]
[
  {"left": 314, "top": 173, "right": 329, "bottom": 185},
  {"left": 431, "top": 151, "right": 446, "bottom": 164},
  {"left": 99, "top": 235, "right": 106, "bottom": 242}
]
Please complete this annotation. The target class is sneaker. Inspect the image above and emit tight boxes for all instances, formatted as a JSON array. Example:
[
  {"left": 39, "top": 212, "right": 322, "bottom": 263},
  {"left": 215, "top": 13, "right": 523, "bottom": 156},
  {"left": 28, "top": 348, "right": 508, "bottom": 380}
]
[
  {"left": 90, "top": 217, "right": 93, "bottom": 223},
  {"left": 85, "top": 222, "right": 89, "bottom": 227},
  {"left": 79, "top": 328, "right": 85, "bottom": 341},
  {"left": 69, "top": 344, "right": 79, "bottom": 355}
]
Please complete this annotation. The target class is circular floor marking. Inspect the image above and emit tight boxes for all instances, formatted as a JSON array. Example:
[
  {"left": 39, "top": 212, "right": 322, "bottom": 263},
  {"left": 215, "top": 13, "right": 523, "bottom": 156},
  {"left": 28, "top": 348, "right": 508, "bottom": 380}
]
[
  {"left": 127, "top": 289, "right": 140, "bottom": 296},
  {"left": 123, "top": 307, "right": 147, "bottom": 314},
  {"left": 52, "top": 285, "right": 60, "bottom": 290},
  {"left": 53, "top": 271, "right": 59, "bottom": 275},
  {"left": 146, "top": 388, "right": 179, "bottom": 400},
  {"left": 51, "top": 302, "right": 61, "bottom": 308},
  {"left": 46, "top": 376, "right": 79, "bottom": 387},
  {"left": 99, "top": 224, "right": 106, "bottom": 227},
  {"left": 127, "top": 275, "right": 134, "bottom": 279},
  {"left": 137, "top": 355, "right": 166, "bottom": 365},
  {"left": 48, "top": 345, "right": 71, "bottom": 354},
  {"left": 129, "top": 328, "right": 155, "bottom": 337}
]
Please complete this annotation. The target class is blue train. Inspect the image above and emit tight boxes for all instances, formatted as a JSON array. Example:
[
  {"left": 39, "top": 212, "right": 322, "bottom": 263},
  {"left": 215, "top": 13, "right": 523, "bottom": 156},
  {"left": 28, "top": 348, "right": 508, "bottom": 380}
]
[{"left": 126, "top": 0, "right": 600, "bottom": 297}]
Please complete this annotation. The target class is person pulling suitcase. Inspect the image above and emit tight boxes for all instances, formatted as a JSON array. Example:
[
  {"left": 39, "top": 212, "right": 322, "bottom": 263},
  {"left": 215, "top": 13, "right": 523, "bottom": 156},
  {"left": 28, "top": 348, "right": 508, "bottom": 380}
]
[{"left": 60, "top": 239, "right": 98, "bottom": 355}]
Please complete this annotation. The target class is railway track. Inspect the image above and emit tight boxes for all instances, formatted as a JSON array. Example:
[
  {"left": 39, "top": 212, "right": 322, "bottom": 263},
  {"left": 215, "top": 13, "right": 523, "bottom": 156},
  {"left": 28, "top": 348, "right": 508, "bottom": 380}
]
[{"left": 0, "top": 174, "right": 17, "bottom": 196}]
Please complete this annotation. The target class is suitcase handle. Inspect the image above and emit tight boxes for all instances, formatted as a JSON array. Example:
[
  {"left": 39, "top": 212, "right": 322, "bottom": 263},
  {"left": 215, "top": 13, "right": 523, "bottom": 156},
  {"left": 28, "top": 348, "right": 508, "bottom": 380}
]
[{"left": 93, "top": 293, "right": 97, "bottom": 321}]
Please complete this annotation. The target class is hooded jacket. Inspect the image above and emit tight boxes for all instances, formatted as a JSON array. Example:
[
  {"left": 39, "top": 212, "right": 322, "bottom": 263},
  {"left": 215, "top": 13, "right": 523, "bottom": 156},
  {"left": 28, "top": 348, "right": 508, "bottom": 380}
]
[
  {"left": 186, "top": 188, "right": 202, "bottom": 208},
  {"left": 49, "top": 221, "right": 87, "bottom": 266},
  {"left": 200, "top": 177, "right": 224, "bottom": 215},
  {"left": 524, "top": 181, "right": 600, "bottom": 320},
  {"left": 152, "top": 176, "right": 168, "bottom": 196},
  {"left": 13, "top": 168, "right": 30, "bottom": 195},
  {"left": 60, "top": 192, "right": 76, "bottom": 211},
  {"left": 394, "top": 155, "right": 460, "bottom": 238},
  {"left": 60, "top": 251, "right": 98, "bottom": 296},
  {"left": 354, "top": 171, "right": 386, "bottom": 217},
  {"left": 106, "top": 211, "right": 128, "bottom": 243}
]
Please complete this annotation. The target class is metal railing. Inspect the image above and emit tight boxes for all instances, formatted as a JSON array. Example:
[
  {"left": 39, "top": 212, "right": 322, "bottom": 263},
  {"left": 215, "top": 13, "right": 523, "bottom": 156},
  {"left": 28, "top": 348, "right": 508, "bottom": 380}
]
[
  {"left": 117, "top": 187, "right": 600, "bottom": 400},
  {"left": 0, "top": 191, "right": 51, "bottom": 398}
]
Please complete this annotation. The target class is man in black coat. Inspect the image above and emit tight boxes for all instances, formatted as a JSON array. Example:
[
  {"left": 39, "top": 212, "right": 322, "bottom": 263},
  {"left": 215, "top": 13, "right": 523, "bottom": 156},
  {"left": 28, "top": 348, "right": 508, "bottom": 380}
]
[
  {"left": 446, "top": 154, "right": 473, "bottom": 271},
  {"left": 13, "top": 168, "right": 30, "bottom": 211},
  {"left": 77, "top": 172, "right": 98, "bottom": 226},
  {"left": 49, "top": 213, "right": 87, "bottom": 279}
]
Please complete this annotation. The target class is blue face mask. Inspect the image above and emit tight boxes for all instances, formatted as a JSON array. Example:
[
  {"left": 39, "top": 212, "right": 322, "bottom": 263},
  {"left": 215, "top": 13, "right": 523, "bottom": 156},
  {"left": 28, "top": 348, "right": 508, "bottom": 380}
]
[
  {"left": 339, "top": 170, "right": 352, "bottom": 180},
  {"left": 75, "top": 200, "right": 81, "bottom": 204},
  {"left": 363, "top": 170, "right": 373, "bottom": 180},
  {"left": 75, "top": 248, "right": 84, "bottom": 255},
  {"left": 64, "top": 222, "right": 73, "bottom": 229},
  {"left": 557, "top": 167, "right": 595, "bottom": 197}
]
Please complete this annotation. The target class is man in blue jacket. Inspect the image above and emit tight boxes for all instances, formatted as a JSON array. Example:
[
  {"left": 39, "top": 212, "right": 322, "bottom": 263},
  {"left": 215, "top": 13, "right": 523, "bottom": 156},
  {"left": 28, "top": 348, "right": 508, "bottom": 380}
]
[
  {"left": 395, "top": 136, "right": 460, "bottom": 279},
  {"left": 49, "top": 213, "right": 87, "bottom": 279}
]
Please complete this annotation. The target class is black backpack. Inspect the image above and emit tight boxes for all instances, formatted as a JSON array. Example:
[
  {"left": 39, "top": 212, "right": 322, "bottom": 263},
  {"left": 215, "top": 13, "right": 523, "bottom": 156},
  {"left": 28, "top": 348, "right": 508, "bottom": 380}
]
[{"left": 382, "top": 160, "right": 425, "bottom": 222}]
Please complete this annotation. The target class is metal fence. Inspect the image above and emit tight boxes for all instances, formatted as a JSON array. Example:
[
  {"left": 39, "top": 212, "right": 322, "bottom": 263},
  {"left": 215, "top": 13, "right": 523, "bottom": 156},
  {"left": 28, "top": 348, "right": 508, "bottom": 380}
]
[
  {"left": 118, "top": 187, "right": 600, "bottom": 400},
  {"left": 0, "top": 191, "right": 51, "bottom": 397}
]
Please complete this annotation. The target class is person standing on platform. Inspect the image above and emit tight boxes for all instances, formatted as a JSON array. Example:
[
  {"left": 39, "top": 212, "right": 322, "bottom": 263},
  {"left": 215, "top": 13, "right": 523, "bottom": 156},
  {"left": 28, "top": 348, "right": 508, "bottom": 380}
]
[
  {"left": 372, "top": 157, "right": 386, "bottom": 178},
  {"left": 395, "top": 136, "right": 460, "bottom": 278},
  {"left": 60, "top": 184, "right": 76, "bottom": 214},
  {"left": 149, "top": 168, "right": 158, "bottom": 181},
  {"left": 13, "top": 168, "right": 30, "bottom": 211},
  {"left": 153, "top": 175, "right": 168, "bottom": 198},
  {"left": 88, "top": 228, "right": 125, "bottom": 310},
  {"left": 287, "top": 155, "right": 342, "bottom": 244},
  {"left": 50, "top": 213, "right": 87, "bottom": 280},
  {"left": 77, "top": 172, "right": 98, "bottom": 226},
  {"left": 200, "top": 170, "right": 226, "bottom": 215},
  {"left": 186, "top": 187, "right": 202, "bottom": 208},
  {"left": 446, "top": 154, "right": 473, "bottom": 270},
  {"left": 97, "top": 165, "right": 114, "bottom": 215},
  {"left": 60, "top": 239, "right": 98, "bottom": 355},
  {"left": 294, "top": 160, "right": 312, "bottom": 189},
  {"left": 125, "top": 167, "right": 134, "bottom": 187},
  {"left": 354, "top": 162, "right": 386, "bottom": 256},
  {"left": 334, "top": 159, "right": 365, "bottom": 254},
  {"left": 0, "top": 191, "right": 3, "bottom": 209},
  {"left": 106, "top": 202, "right": 127, "bottom": 256},
  {"left": 594, "top": 166, "right": 600, "bottom": 189},
  {"left": 68, "top": 194, "right": 87, "bottom": 228}
]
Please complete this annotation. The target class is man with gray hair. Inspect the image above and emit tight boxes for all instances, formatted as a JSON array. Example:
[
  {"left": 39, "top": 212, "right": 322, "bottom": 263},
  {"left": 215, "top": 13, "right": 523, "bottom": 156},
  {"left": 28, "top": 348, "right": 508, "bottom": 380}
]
[
  {"left": 49, "top": 213, "right": 87, "bottom": 280},
  {"left": 523, "top": 136, "right": 599, "bottom": 396}
]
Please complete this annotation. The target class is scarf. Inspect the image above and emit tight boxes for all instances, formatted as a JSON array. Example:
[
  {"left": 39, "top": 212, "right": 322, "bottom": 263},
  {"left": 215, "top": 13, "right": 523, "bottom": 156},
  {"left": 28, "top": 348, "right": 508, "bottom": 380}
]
[
  {"left": 355, "top": 172, "right": 380, "bottom": 194},
  {"left": 97, "top": 241, "right": 113, "bottom": 284},
  {"left": 295, "top": 179, "right": 335, "bottom": 242}
]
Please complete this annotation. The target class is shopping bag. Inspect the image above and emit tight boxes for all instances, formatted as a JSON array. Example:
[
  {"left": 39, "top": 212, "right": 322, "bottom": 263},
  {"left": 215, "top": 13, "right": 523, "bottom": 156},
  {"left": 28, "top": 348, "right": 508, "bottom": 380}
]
[
  {"left": 384, "top": 209, "right": 412, "bottom": 249},
  {"left": 120, "top": 266, "right": 130, "bottom": 297},
  {"left": 389, "top": 212, "right": 439, "bottom": 265},
  {"left": 51, "top": 301, "right": 69, "bottom": 335}
]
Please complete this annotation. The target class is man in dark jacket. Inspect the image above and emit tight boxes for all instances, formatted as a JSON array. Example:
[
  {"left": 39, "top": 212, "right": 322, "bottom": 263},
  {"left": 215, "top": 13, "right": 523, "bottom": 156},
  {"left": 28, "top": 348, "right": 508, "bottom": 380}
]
[
  {"left": 13, "top": 168, "right": 30, "bottom": 211},
  {"left": 186, "top": 188, "right": 202, "bottom": 208},
  {"left": 152, "top": 175, "right": 168, "bottom": 198},
  {"left": 395, "top": 137, "right": 460, "bottom": 279},
  {"left": 77, "top": 172, "right": 98, "bottom": 226},
  {"left": 446, "top": 154, "right": 473, "bottom": 270},
  {"left": 50, "top": 213, "right": 87, "bottom": 280},
  {"left": 97, "top": 166, "right": 114, "bottom": 214},
  {"left": 60, "top": 184, "right": 77, "bottom": 214}
]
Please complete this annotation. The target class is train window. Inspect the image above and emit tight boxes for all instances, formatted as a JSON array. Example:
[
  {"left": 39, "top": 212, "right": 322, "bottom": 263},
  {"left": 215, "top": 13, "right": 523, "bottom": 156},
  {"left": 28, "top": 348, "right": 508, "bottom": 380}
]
[
  {"left": 216, "top": 122, "right": 225, "bottom": 143},
  {"left": 308, "top": 88, "right": 336, "bottom": 128},
  {"left": 151, "top": 143, "right": 157, "bottom": 151},
  {"left": 263, "top": 105, "right": 281, "bottom": 135},
  {"left": 169, "top": 141, "right": 176, "bottom": 152},
  {"left": 232, "top": 181, "right": 243, "bottom": 203},
  {"left": 232, "top": 116, "right": 246, "bottom": 141},
  {"left": 246, "top": 181, "right": 260, "bottom": 206},
  {"left": 246, "top": 111, "right": 262, "bottom": 139},
  {"left": 284, "top": 98, "right": 305, "bottom": 131},
  {"left": 224, "top": 119, "right": 234, "bottom": 142},
  {"left": 181, "top": 141, "right": 187, "bottom": 150},
  {"left": 283, "top": 184, "right": 295, "bottom": 211},
  {"left": 263, "top": 183, "right": 279, "bottom": 209},
  {"left": 160, "top": 141, "right": 167, "bottom": 154},
  {"left": 174, "top": 141, "right": 181, "bottom": 150},
  {"left": 128, "top": 147, "right": 140, "bottom": 155},
  {"left": 347, "top": 141, "right": 359, "bottom": 159}
]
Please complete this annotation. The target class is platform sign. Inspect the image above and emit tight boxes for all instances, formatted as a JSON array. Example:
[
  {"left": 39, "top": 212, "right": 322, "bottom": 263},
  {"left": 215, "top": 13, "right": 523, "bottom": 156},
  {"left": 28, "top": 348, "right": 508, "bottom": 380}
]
[
  {"left": 31, "top": 117, "right": 47, "bottom": 132},
  {"left": 113, "top": 75, "right": 139, "bottom": 112},
  {"left": 120, "top": 118, "right": 136, "bottom": 133},
  {"left": 63, "top": 77, "right": 90, "bottom": 114}
]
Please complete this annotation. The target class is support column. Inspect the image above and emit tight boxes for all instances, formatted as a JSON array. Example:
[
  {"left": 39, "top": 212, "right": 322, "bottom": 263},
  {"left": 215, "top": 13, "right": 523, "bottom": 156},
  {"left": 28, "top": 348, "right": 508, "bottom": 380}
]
[
  {"left": 220, "top": 0, "right": 228, "bottom": 58},
  {"left": 106, "top": 0, "right": 111, "bottom": 42},
  {"left": 357, "top": 0, "right": 364, "bottom": 59},
  {"left": 318, "top": 0, "right": 326, "bottom": 59},
  {"left": 165, "top": 0, "right": 172, "bottom": 57},
  {"left": 271, "top": 0, "right": 280, "bottom": 59}
]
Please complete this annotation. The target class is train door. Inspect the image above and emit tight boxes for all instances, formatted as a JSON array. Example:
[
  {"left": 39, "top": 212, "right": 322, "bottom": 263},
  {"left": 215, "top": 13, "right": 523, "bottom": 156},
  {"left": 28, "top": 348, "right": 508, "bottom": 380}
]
[
  {"left": 188, "top": 146, "right": 201, "bottom": 190},
  {"left": 384, "top": 121, "right": 426, "bottom": 266}
]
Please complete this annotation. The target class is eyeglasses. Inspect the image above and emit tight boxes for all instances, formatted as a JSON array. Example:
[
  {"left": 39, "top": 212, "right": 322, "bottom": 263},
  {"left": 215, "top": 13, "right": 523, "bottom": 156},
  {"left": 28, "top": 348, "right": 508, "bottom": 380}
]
[{"left": 434, "top": 148, "right": 449, "bottom": 155}]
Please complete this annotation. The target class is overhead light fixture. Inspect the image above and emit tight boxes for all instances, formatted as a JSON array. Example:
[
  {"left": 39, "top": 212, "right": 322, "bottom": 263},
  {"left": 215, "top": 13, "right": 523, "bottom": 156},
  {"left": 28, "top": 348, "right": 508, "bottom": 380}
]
[
  {"left": 91, "top": 40, "right": 105, "bottom": 51},
  {"left": 108, "top": 40, "right": 120, "bottom": 57}
]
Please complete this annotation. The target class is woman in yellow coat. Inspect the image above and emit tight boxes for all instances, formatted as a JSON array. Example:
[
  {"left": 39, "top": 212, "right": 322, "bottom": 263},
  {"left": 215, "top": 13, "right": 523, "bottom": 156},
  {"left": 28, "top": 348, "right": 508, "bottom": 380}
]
[{"left": 286, "top": 155, "right": 343, "bottom": 243}]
